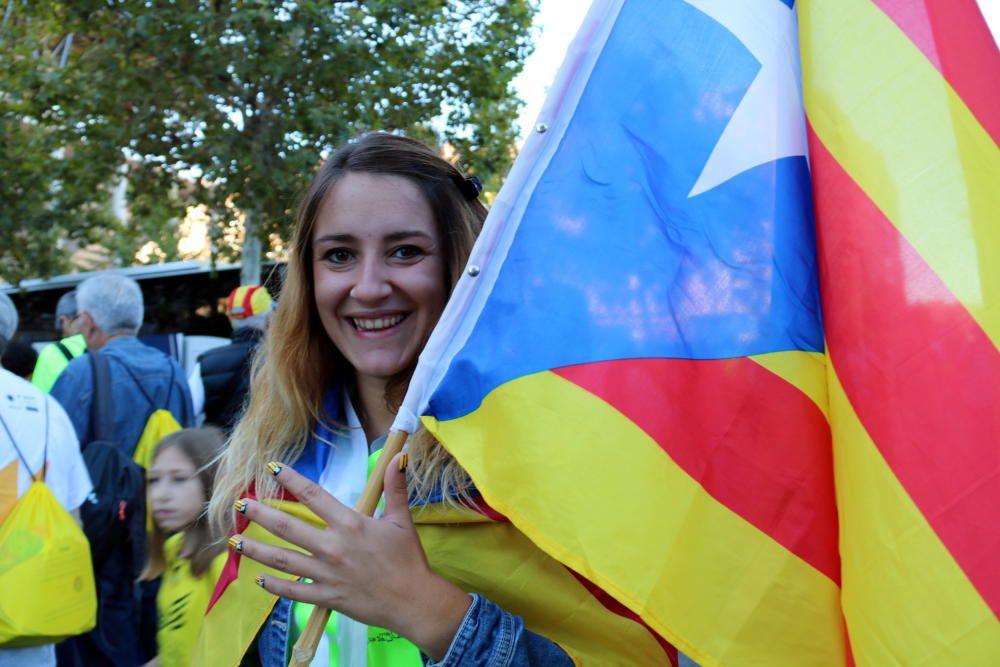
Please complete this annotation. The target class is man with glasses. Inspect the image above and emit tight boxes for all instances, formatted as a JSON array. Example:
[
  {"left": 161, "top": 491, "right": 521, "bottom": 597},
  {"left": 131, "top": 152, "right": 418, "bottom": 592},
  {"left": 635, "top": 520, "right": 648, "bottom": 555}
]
[{"left": 32, "top": 290, "right": 86, "bottom": 392}]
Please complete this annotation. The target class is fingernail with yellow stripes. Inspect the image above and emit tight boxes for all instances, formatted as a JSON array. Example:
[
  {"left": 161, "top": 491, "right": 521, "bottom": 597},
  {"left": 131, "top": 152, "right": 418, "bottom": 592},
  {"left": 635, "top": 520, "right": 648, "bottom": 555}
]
[
  {"left": 266, "top": 461, "right": 283, "bottom": 476},
  {"left": 255, "top": 574, "right": 266, "bottom": 588},
  {"left": 398, "top": 453, "right": 409, "bottom": 472},
  {"left": 234, "top": 499, "right": 249, "bottom": 514},
  {"left": 227, "top": 536, "right": 244, "bottom": 552}
]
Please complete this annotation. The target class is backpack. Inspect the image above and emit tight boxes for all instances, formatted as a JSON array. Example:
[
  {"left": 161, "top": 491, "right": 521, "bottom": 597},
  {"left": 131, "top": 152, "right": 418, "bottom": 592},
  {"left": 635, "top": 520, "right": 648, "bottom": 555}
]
[
  {"left": 78, "top": 353, "right": 147, "bottom": 575},
  {"left": 0, "top": 399, "right": 97, "bottom": 647},
  {"left": 120, "top": 361, "right": 182, "bottom": 536},
  {"left": 127, "top": 361, "right": 182, "bottom": 473}
]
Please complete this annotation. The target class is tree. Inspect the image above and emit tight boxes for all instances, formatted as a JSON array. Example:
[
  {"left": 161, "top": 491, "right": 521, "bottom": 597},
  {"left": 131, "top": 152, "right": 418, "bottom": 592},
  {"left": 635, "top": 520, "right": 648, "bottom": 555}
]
[
  {"left": 0, "top": 0, "right": 536, "bottom": 285},
  {"left": 0, "top": 11, "right": 124, "bottom": 284}
]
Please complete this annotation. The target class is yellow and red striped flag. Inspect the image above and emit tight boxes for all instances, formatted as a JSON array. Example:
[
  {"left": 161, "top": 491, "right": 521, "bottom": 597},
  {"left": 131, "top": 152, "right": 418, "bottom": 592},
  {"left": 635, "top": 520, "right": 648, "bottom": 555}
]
[{"left": 800, "top": 0, "right": 1000, "bottom": 663}]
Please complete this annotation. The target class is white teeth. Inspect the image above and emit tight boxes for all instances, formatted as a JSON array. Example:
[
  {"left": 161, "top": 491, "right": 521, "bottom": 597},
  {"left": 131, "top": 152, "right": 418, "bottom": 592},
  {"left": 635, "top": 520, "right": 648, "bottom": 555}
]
[{"left": 352, "top": 315, "right": 404, "bottom": 331}]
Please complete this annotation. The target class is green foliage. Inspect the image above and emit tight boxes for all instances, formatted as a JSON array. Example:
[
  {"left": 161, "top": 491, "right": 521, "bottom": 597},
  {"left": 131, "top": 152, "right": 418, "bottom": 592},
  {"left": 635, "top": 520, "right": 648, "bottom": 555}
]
[
  {"left": 0, "top": 7, "right": 123, "bottom": 283},
  {"left": 0, "top": 0, "right": 537, "bottom": 284}
]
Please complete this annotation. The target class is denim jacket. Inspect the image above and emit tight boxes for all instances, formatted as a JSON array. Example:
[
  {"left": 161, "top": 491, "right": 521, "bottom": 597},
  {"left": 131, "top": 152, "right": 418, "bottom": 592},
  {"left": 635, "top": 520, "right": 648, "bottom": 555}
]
[
  {"left": 256, "top": 594, "right": 573, "bottom": 667},
  {"left": 51, "top": 336, "right": 194, "bottom": 452},
  {"left": 425, "top": 594, "right": 573, "bottom": 667}
]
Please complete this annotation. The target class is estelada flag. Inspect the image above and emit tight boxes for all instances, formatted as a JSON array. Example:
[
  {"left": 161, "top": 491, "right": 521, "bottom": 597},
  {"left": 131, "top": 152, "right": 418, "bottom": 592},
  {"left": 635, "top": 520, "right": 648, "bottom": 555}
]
[
  {"left": 393, "top": 0, "right": 1000, "bottom": 665},
  {"left": 395, "top": 0, "right": 842, "bottom": 664}
]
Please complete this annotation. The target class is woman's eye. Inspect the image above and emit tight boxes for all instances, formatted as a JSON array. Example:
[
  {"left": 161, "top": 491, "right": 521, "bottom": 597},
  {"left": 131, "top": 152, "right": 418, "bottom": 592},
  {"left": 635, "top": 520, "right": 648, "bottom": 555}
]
[
  {"left": 323, "top": 248, "right": 353, "bottom": 264},
  {"left": 392, "top": 245, "right": 423, "bottom": 260}
]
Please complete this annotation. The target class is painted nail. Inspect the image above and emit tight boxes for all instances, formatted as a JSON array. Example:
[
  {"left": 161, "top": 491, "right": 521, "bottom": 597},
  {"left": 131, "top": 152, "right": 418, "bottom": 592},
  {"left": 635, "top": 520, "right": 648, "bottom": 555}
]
[
  {"left": 255, "top": 574, "right": 266, "bottom": 588},
  {"left": 227, "top": 536, "right": 244, "bottom": 552},
  {"left": 234, "top": 499, "right": 249, "bottom": 514},
  {"left": 266, "top": 461, "right": 283, "bottom": 476},
  {"left": 398, "top": 453, "right": 409, "bottom": 472}
]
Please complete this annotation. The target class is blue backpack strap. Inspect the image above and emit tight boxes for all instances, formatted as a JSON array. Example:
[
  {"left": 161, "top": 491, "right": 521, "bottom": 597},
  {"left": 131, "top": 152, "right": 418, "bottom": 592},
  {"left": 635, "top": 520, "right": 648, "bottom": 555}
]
[
  {"left": 113, "top": 357, "right": 156, "bottom": 408},
  {"left": 164, "top": 362, "right": 176, "bottom": 408},
  {"left": 89, "top": 351, "right": 115, "bottom": 447},
  {"left": 117, "top": 354, "right": 180, "bottom": 419}
]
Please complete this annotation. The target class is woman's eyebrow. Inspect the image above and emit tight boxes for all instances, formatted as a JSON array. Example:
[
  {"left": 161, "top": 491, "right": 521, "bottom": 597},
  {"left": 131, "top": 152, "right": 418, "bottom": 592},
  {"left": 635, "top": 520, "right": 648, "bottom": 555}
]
[
  {"left": 384, "top": 230, "right": 434, "bottom": 243},
  {"left": 313, "top": 233, "right": 356, "bottom": 244},
  {"left": 314, "top": 230, "right": 434, "bottom": 243}
]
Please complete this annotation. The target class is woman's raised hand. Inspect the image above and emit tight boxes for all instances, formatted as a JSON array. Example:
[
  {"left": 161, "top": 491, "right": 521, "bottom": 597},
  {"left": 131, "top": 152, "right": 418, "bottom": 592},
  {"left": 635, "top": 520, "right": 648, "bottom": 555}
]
[{"left": 230, "top": 454, "right": 472, "bottom": 660}]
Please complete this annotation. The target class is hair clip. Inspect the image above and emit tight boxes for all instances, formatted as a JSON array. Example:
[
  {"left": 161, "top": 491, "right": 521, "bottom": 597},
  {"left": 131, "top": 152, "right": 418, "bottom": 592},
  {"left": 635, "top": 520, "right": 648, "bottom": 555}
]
[{"left": 452, "top": 174, "right": 483, "bottom": 201}]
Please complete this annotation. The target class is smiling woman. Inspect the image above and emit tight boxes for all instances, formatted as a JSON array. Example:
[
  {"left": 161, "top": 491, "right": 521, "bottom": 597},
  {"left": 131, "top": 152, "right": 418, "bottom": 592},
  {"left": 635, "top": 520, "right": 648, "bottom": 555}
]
[
  {"left": 311, "top": 172, "right": 448, "bottom": 440},
  {"left": 200, "top": 134, "right": 575, "bottom": 667},
  {"left": 212, "top": 134, "right": 485, "bottom": 513}
]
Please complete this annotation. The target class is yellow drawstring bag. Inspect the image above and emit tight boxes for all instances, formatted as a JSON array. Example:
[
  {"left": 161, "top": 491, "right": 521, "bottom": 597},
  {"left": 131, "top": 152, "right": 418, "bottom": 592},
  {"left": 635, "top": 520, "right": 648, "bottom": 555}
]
[
  {"left": 0, "top": 405, "right": 97, "bottom": 647},
  {"left": 132, "top": 408, "right": 182, "bottom": 473}
]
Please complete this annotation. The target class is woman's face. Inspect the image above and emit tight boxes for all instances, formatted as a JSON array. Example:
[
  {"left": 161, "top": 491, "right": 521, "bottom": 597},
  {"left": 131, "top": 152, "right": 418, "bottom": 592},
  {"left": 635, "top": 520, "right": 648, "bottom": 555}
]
[
  {"left": 311, "top": 171, "right": 448, "bottom": 387},
  {"left": 148, "top": 446, "right": 205, "bottom": 532}
]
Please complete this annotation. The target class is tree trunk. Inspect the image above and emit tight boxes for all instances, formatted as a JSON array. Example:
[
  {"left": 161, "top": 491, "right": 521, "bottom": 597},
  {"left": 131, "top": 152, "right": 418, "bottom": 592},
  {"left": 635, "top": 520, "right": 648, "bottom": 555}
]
[{"left": 240, "top": 209, "right": 262, "bottom": 286}]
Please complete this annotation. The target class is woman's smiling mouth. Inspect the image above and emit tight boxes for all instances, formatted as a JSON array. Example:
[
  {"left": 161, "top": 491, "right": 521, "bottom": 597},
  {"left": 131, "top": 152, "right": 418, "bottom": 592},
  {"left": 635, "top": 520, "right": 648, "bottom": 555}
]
[{"left": 350, "top": 314, "right": 407, "bottom": 332}]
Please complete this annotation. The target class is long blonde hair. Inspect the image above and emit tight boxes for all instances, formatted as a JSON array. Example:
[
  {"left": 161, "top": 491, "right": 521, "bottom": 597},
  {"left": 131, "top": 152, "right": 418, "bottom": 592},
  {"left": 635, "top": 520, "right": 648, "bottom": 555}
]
[{"left": 211, "top": 133, "right": 486, "bottom": 533}]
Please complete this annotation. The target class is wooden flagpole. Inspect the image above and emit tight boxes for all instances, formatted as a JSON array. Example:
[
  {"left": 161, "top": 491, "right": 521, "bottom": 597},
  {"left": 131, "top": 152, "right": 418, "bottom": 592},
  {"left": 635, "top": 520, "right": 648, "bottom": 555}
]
[{"left": 288, "top": 429, "right": 410, "bottom": 667}]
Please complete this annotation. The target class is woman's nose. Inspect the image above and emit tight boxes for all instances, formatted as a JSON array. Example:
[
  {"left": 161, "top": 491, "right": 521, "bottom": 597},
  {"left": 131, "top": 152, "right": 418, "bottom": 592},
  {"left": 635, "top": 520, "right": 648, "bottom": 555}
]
[{"left": 349, "top": 259, "right": 392, "bottom": 302}]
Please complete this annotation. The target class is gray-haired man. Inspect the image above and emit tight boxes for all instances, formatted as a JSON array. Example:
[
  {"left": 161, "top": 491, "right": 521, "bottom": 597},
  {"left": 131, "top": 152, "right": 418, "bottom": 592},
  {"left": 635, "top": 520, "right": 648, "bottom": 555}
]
[{"left": 51, "top": 272, "right": 193, "bottom": 667}]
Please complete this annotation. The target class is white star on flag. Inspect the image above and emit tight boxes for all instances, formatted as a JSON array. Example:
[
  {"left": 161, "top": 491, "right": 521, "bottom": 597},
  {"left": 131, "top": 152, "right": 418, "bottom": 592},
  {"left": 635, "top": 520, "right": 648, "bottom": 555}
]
[{"left": 684, "top": 0, "right": 807, "bottom": 197}]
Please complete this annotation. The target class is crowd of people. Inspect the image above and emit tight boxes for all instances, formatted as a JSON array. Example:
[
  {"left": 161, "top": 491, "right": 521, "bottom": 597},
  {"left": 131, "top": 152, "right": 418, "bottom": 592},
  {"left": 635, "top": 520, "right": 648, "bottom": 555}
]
[
  {"left": 0, "top": 269, "right": 272, "bottom": 667},
  {"left": 1, "top": 132, "right": 695, "bottom": 667}
]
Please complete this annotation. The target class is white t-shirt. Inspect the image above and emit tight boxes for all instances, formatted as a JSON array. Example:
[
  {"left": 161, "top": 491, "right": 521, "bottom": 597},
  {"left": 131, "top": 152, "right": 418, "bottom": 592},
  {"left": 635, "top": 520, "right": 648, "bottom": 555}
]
[{"left": 0, "top": 369, "right": 93, "bottom": 667}]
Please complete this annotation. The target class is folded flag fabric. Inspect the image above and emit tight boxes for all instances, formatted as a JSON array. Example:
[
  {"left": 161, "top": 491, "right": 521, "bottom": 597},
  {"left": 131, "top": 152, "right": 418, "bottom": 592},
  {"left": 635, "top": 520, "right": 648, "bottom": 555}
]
[
  {"left": 191, "top": 427, "right": 344, "bottom": 667},
  {"left": 190, "top": 436, "right": 680, "bottom": 666},
  {"left": 190, "top": 485, "right": 314, "bottom": 667}
]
